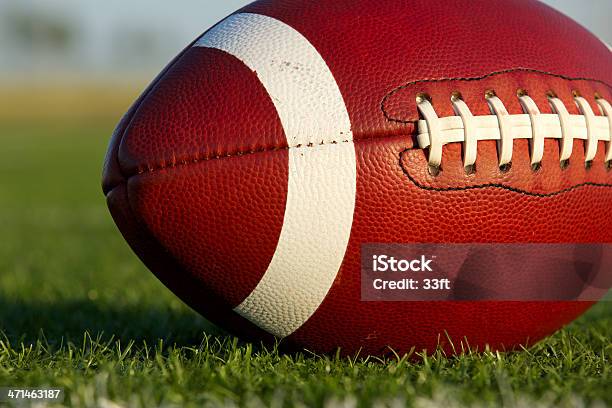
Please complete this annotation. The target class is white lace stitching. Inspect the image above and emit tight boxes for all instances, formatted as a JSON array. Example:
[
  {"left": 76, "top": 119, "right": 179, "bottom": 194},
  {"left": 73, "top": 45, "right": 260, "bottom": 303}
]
[{"left": 416, "top": 95, "right": 612, "bottom": 169}]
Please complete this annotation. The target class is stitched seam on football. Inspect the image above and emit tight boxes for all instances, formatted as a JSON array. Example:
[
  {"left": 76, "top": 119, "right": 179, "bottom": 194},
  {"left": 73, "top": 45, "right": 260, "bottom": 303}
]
[
  {"left": 123, "top": 133, "right": 418, "bottom": 178},
  {"left": 120, "top": 139, "right": 612, "bottom": 197},
  {"left": 399, "top": 147, "right": 612, "bottom": 196},
  {"left": 381, "top": 67, "right": 612, "bottom": 124},
  {"left": 115, "top": 70, "right": 610, "bottom": 181}
]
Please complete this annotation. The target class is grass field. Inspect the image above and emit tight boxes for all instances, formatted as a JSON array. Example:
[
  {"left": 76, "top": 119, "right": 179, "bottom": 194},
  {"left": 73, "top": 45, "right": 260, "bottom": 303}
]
[{"left": 0, "top": 119, "right": 611, "bottom": 407}]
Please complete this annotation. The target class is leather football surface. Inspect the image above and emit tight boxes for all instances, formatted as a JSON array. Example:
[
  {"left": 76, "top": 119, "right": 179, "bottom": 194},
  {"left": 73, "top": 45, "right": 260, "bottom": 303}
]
[{"left": 102, "top": 0, "right": 612, "bottom": 356}]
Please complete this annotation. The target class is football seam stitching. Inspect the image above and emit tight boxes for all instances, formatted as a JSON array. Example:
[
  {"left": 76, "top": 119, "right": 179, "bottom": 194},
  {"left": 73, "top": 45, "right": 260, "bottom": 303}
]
[
  {"left": 129, "top": 135, "right": 399, "bottom": 177},
  {"left": 381, "top": 67, "right": 612, "bottom": 124},
  {"left": 118, "top": 71, "right": 611, "bottom": 182},
  {"left": 126, "top": 140, "right": 612, "bottom": 198},
  {"left": 399, "top": 147, "right": 612, "bottom": 196}
]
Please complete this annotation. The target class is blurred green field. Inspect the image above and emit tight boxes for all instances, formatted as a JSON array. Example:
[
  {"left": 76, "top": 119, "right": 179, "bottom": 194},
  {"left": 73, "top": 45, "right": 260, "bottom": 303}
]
[
  {"left": 0, "top": 120, "right": 212, "bottom": 344},
  {"left": 0, "top": 119, "right": 611, "bottom": 407}
]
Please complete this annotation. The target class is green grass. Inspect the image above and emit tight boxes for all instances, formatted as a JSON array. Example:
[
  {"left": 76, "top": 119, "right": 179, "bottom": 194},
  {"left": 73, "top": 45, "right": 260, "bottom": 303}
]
[{"left": 0, "top": 120, "right": 610, "bottom": 407}]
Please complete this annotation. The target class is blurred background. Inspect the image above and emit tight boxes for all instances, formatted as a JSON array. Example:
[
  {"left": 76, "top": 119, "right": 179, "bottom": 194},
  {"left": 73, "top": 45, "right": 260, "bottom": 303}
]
[
  {"left": 0, "top": 0, "right": 609, "bottom": 121},
  {"left": 0, "top": 1, "right": 610, "bottom": 345},
  {"left": 0, "top": 0, "right": 609, "bottom": 122}
]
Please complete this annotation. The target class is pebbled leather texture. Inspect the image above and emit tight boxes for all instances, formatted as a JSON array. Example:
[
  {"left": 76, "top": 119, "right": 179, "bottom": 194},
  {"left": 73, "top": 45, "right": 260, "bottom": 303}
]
[{"left": 103, "top": 0, "right": 612, "bottom": 356}]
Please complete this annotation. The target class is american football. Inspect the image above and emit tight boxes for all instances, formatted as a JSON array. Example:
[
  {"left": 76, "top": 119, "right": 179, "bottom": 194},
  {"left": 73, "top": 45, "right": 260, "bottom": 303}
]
[{"left": 102, "top": 0, "right": 612, "bottom": 356}]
